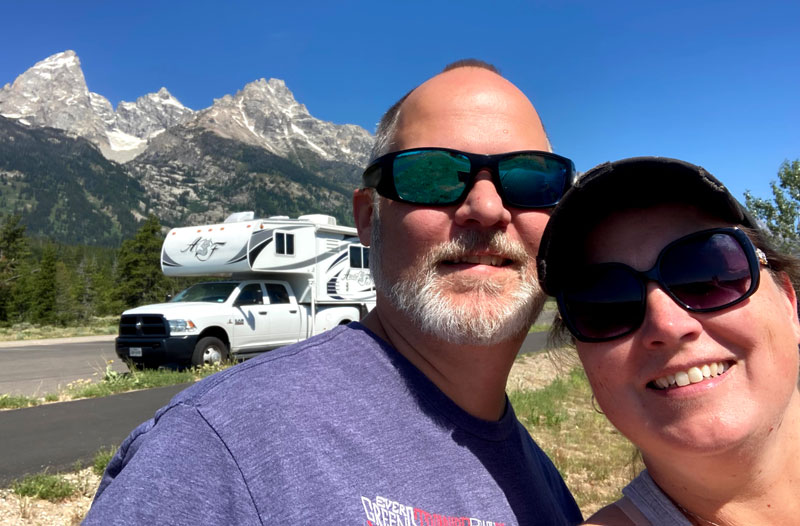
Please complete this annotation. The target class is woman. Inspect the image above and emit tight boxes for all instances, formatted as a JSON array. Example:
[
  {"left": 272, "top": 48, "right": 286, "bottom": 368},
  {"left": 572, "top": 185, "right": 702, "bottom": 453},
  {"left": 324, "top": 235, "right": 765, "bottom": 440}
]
[{"left": 537, "top": 157, "right": 800, "bottom": 526}]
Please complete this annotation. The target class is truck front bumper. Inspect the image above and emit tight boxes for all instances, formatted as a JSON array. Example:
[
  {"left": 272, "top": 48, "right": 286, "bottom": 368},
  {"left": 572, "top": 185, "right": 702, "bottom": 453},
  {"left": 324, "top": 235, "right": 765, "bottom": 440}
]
[{"left": 115, "top": 335, "right": 199, "bottom": 366}]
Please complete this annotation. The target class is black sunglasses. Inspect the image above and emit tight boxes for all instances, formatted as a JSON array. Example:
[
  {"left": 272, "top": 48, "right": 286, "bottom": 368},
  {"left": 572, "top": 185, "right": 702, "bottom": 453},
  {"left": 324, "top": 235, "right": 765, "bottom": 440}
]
[
  {"left": 362, "top": 147, "right": 576, "bottom": 209},
  {"left": 558, "top": 228, "right": 768, "bottom": 342}
]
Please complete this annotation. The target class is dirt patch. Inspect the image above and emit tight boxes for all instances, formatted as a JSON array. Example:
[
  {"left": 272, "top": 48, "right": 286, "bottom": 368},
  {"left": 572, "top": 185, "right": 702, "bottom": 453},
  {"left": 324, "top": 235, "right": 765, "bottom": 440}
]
[
  {"left": 0, "top": 468, "right": 99, "bottom": 526},
  {"left": 508, "top": 348, "right": 577, "bottom": 391}
]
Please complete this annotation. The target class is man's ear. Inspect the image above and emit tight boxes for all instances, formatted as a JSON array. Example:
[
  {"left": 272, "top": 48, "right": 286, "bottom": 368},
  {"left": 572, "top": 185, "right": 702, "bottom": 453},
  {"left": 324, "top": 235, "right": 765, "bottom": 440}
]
[{"left": 353, "top": 189, "right": 375, "bottom": 246}]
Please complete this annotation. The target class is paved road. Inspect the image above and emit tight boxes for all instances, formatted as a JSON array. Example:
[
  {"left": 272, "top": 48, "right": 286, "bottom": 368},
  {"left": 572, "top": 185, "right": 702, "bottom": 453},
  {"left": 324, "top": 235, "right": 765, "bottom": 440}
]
[
  {"left": 0, "top": 330, "right": 551, "bottom": 485},
  {"left": 0, "top": 336, "right": 127, "bottom": 397},
  {"left": 0, "top": 382, "right": 190, "bottom": 486},
  {"left": 0, "top": 324, "right": 552, "bottom": 399}
]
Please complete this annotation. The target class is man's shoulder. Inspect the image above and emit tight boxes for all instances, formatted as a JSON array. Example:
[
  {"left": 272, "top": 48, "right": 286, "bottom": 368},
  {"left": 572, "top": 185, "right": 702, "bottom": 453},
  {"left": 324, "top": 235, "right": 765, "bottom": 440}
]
[{"left": 167, "top": 323, "right": 383, "bottom": 411}]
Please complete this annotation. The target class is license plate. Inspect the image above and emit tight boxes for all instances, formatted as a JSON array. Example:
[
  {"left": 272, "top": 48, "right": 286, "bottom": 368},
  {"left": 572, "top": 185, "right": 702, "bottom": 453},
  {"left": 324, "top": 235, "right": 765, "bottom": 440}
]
[{"left": 129, "top": 347, "right": 143, "bottom": 357}]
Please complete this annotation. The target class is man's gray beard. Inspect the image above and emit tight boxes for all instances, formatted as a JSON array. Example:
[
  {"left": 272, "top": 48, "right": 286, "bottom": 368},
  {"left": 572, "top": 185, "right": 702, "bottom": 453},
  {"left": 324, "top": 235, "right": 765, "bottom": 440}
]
[{"left": 369, "top": 207, "right": 546, "bottom": 346}]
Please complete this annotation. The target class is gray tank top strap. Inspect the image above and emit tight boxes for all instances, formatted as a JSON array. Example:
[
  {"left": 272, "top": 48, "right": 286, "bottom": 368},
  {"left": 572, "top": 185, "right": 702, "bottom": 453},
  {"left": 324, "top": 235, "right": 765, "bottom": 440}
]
[
  {"left": 620, "top": 470, "right": 692, "bottom": 526},
  {"left": 613, "top": 495, "right": 653, "bottom": 525}
]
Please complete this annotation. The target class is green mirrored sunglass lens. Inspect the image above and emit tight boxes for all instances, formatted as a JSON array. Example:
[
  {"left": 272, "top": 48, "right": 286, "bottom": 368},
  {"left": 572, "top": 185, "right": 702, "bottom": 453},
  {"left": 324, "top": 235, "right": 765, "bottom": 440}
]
[
  {"left": 393, "top": 151, "right": 469, "bottom": 203},
  {"left": 499, "top": 157, "right": 565, "bottom": 205}
]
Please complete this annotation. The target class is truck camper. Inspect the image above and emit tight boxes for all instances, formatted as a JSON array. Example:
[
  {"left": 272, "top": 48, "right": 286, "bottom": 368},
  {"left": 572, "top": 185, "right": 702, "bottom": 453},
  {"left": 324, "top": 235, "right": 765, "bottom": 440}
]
[{"left": 115, "top": 212, "right": 375, "bottom": 368}]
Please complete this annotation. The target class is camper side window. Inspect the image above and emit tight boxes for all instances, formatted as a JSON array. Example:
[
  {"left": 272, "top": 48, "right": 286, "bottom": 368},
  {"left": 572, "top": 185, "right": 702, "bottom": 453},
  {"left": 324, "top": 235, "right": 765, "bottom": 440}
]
[
  {"left": 275, "top": 232, "right": 295, "bottom": 256},
  {"left": 349, "top": 245, "right": 369, "bottom": 269}
]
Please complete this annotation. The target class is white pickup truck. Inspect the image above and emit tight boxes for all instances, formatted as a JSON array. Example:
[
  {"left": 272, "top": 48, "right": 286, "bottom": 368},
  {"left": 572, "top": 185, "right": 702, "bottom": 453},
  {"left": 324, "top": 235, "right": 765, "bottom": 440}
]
[
  {"left": 115, "top": 213, "right": 375, "bottom": 367},
  {"left": 116, "top": 278, "right": 367, "bottom": 367}
]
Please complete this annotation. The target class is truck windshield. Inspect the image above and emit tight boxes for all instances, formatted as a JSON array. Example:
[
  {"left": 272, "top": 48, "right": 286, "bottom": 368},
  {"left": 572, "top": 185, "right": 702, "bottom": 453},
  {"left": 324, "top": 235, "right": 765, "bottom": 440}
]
[{"left": 170, "top": 282, "right": 238, "bottom": 303}]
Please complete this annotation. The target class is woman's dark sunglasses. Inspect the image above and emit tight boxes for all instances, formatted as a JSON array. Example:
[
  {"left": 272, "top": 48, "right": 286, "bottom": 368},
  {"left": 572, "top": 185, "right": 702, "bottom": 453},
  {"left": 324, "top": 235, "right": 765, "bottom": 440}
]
[
  {"left": 362, "top": 148, "right": 576, "bottom": 209},
  {"left": 558, "top": 228, "right": 768, "bottom": 343}
]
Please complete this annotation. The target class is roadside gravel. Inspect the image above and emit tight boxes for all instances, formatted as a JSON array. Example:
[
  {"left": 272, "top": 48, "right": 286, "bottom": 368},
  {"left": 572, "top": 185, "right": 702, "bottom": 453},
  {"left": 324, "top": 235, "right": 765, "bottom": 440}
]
[{"left": 0, "top": 468, "right": 99, "bottom": 526}]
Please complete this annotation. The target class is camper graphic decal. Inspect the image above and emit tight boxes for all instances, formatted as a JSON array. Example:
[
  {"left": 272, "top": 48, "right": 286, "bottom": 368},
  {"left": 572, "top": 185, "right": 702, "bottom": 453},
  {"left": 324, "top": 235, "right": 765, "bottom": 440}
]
[
  {"left": 246, "top": 228, "right": 275, "bottom": 267},
  {"left": 345, "top": 269, "right": 372, "bottom": 287},
  {"left": 326, "top": 252, "right": 348, "bottom": 273},
  {"left": 225, "top": 243, "right": 249, "bottom": 265},
  {"left": 327, "top": 269, "right": 374, "bottom": 299},
  {"left": 161, "top": 252, "right": 181, "bottom": 268},
  {"left": 327, "top": 272, "right": 345, "bottom": 300},
  {"left": 182, "top": 237, "right": 226, "bottom": 261}
]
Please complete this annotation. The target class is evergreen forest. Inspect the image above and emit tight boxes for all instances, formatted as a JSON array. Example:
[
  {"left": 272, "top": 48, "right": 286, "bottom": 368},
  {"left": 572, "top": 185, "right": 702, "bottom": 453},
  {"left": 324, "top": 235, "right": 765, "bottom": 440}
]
[{"left": 0, "top": 213, "right": 194, "bottom": 328}]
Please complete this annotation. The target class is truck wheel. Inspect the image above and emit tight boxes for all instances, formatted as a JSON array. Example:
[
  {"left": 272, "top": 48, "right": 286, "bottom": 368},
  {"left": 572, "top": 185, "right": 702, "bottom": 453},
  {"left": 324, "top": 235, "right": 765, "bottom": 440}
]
[{"left": 191, "top": 337, "right": 229, "bottom": 367}]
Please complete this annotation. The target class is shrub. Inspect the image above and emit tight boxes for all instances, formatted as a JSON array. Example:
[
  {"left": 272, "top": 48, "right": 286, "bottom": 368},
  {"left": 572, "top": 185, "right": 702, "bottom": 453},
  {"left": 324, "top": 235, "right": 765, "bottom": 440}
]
[{"left": 12, "top": 473, "right": 77, "bottom": 501}]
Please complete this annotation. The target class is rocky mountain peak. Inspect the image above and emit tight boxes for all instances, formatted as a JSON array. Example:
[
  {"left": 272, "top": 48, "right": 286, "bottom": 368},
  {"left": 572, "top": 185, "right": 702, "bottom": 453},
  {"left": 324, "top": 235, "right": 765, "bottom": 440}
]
[
  {"left": 0, "top": 49, "right": 121, "bottom": 160},
  {"left": 27, "top": 50, "right": 82, "bottom": 78},
  {"left": 0, "top": 51, "right": 198, "bottom": 162},
  {"left": 115, "top": 86, "right": 193, "bottom": 140},
  {"left": 0, "top": 51, "right": 372, "bottom": 169},
  {"left": 192, "top": 77, "right": 371, "bottom": 166},
  {"left": 0, "top": 50, "right": 91, "bottom": 123}
]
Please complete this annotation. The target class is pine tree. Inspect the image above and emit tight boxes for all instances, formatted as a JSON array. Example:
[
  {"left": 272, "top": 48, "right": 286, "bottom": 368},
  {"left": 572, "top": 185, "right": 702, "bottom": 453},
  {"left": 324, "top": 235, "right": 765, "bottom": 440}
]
[
  {"left": 29, "top": 243, "right": 58, "bottom": 324},
  {"left": 113, "top": 215, "right": 172, "bottom": 309},
  {"left": 0, "top": 214, "right": 30, "bottom": 323}
]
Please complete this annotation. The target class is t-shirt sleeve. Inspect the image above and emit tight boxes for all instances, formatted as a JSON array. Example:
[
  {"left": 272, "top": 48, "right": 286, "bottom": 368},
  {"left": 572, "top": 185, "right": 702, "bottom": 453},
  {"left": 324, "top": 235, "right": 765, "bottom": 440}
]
[{"left": 83, "top": 403, "right": 261, "bottom": 526}]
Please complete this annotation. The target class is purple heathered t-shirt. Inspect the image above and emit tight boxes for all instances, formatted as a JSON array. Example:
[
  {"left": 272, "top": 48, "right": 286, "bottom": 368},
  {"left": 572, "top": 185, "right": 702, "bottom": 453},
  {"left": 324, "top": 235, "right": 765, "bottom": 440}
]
[{"left": 84, "top": 323, "right": 582, "bottom": 525}]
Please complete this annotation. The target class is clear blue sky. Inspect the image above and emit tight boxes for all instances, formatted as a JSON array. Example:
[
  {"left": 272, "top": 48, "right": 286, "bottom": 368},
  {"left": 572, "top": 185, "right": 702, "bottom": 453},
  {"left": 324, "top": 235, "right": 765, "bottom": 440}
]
[{"left": 2, "top": 0, "right": 798, "bottom": 202}]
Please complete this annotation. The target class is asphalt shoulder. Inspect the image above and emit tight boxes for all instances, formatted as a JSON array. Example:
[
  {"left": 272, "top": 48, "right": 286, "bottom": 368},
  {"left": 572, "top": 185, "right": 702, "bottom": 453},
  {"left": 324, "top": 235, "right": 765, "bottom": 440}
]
[{"left": 0, "top": 334, "right": 116, "bottom": 349}]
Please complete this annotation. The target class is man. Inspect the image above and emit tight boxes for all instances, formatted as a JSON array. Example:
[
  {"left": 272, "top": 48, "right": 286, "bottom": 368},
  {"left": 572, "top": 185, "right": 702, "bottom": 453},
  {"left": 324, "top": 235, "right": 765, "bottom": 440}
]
[{"left": 84, "top": 61, "right": 582, "bottom": 525}]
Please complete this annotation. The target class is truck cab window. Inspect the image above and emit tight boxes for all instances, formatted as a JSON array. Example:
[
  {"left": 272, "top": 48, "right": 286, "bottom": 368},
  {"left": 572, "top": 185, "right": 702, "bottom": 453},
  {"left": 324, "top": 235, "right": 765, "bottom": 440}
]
[
  {"left": 266, "top": 284, "right": 290, "bottom": 304},
  {"left": 276, "top": 232, "right": 295, "bottom": 255},
  {"left": 235, "top": 284, "right": 264, "bottom": 306}
]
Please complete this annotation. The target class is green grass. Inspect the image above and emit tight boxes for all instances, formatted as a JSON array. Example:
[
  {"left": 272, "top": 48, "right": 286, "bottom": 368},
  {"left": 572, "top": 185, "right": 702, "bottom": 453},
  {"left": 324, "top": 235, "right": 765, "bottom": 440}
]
[
  {"left": 92, "top": 446, "right": 117, "bottom": 476},
  {"left": 0, "top": 393, "right": 41, "bottom": 409},
  {"left": 12, "top": 473, "right": 78, "bottom": 502},
  {"left": 0, "top": 362, "right": 233, "bottom": 410},
  {"left": 64, "top": 362, "right": 229, "bottom": 399},
  {"left": 510, "top": 369, "right": 582, "bottom": 427},
  {"left": 528, "top": 323, "right": 551, "bottom": 333},
  {"left": 8, "top": 448, "right": 118, "bottom": 502},
  {"left": 509, "top": 367, "right": 643, "bottom": 517}
]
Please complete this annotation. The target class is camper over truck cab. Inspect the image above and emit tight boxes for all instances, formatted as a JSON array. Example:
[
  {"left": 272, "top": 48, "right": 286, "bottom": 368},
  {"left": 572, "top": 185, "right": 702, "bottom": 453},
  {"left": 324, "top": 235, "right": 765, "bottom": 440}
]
[{"left": 116, "top": 213, "right": 375, "bottom": 368}]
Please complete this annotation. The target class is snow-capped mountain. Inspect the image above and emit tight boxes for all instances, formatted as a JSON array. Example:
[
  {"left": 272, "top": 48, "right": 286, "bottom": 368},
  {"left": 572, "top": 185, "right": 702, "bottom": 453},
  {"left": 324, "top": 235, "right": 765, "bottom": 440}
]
[
  {"left": 0, "top": 50, "right": 372, "bottom": 167},
  {"left": 0, "top": 51, "right": 195, "bottom": 162},
  {"left": 0, "top": 51, "right": 375, "bottom": 242},
  {"left": 192, "top": 78, "right": 373, "bottom": 167},
  {"left": 115, "top": 87, "right": 195, "bottom": 141}
]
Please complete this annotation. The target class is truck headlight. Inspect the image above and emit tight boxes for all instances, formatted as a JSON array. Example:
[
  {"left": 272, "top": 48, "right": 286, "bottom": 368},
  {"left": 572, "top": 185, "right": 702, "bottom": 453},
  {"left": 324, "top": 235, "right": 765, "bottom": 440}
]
[{"left": 168, "top": 319, "right": 197, "bottom": 334}]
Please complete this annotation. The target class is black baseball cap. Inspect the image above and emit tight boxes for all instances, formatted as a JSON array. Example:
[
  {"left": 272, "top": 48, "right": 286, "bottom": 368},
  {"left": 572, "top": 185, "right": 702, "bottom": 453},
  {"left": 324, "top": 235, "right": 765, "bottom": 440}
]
[{"left": 537, "top": 156, "right": 757, "bottom": 296}]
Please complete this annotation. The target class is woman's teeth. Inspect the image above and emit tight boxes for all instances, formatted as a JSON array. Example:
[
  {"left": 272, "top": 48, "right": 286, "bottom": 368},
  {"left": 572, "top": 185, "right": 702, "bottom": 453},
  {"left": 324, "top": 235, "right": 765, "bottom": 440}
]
[{"left": 653, "top": 362, "right": 728, "bottom": 389}]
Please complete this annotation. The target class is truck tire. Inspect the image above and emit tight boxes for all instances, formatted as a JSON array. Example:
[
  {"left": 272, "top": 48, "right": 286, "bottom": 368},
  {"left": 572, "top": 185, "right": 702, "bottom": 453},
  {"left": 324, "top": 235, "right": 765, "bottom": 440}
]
[{"left": 191, "top": 336, "right": 229, "bottom": 367}]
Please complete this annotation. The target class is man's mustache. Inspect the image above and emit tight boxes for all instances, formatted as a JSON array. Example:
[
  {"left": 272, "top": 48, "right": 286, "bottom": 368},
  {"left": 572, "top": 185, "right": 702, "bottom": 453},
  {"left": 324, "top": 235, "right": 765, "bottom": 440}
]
[{"left": 427, "top": 230, "right": 529, "bottom": 267}]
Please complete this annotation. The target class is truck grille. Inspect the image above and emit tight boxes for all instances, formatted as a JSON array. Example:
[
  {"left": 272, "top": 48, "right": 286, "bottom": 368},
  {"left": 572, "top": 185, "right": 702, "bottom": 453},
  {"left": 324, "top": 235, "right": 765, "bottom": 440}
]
[{"left": 119, "top": 315, "right": 169, "bottom": 338}]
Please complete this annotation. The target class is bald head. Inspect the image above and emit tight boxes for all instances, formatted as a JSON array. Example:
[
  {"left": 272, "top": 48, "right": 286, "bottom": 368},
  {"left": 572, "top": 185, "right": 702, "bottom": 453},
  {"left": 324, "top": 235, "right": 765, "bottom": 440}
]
[{"left": 370, "top": 64, "right": 550, "bottom": 160}]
